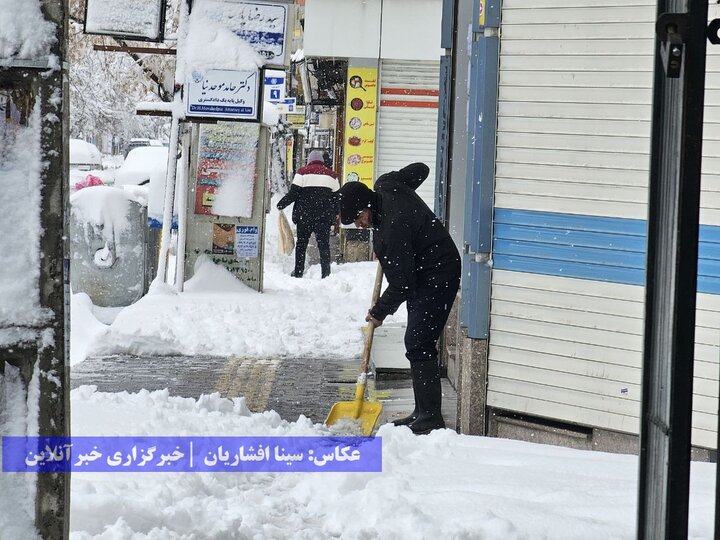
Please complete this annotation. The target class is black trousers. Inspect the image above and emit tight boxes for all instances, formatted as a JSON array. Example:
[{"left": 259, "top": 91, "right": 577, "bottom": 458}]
[
  {"left": 294, "top": 220, "right": 331, "bottom": 276},
  {"left": 404, "top": 278, "right": 460, "bottom": 364}
]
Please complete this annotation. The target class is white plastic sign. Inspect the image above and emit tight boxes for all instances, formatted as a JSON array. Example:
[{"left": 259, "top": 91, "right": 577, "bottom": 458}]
[
  {"left": 263, "top": 69, "right": 286, "bottom": 103},
  {"left": 186, "top": 69, "right": 260, "bottom": 121}
]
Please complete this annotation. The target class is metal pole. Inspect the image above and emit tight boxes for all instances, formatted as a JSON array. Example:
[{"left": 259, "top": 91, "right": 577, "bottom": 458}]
[
  {"left": 637, "top": 2, "right": 708, "bottom": 538},
  {"left": 174, "top": 125, "right": 188, "bottom": 291},
  {"left": 156, "top": 108, "right": 181, "bottom": 283},
  {"left": 32, "top": 0, "right": 70, "bottom": 537}
]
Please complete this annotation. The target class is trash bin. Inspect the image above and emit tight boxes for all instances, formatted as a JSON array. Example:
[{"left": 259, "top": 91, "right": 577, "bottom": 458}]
[{"left": 69, "top": 186, "right": 148, "bottom": 307}]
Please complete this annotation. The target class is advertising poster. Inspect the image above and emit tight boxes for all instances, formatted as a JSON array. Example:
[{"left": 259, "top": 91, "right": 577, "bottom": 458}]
[
  {"left": 235, "top": 226, "right": 259, "bottom": 258},
  {"left": 212, "top": 223, "right": 235, "bottom": 255},
  {"left": 194, "top": 122, "right": 259, "bottom": 217},
  {"left": 342, "top": 67, "right": 378, "bottom": 187}
]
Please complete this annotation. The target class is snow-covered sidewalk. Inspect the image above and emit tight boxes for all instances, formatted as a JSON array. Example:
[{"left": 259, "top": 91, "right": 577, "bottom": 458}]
[{"left": 72, "top": 258, "right": 398, "bottom": 364}]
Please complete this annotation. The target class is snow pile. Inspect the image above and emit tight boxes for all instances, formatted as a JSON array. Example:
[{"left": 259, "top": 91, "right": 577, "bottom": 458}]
[
  {"left": 83, "top": 257, "right": 396, "bottom": 360},
  {"left": 67, "top": 386, "right": 714, "bottom": 539},
  {"left": 0, "top": 100, "right": 51, "bottom": 342},
  {"left": 0, "top": 0, "right": 55, "bottom": 61},
  {"left": 72, "top": 193, "right": 405, "bottom": 362},
  {"left": 262, "top": 100, "right": 280, "bottom": 126},
  {"left": 70, "top": 293, "right": 109, "bottom": 366},
  {"left": 185, "top": 255, "right": 256, "bottom": 294}
]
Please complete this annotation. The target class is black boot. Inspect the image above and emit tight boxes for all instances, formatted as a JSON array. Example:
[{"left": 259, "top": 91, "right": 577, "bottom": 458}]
[
  {"left": 407, "top": 359, "right": 445, "bottom": 435},
  {"left": 392, "top": 380, "right": 418, "bottom": 426}
]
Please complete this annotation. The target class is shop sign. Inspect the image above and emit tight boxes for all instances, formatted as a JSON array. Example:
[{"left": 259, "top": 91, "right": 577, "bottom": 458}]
[
  {"left": 342, "top": 67, "right": 378, "bottom": 187},
  {"left": 275, "top": 97, "right": 297, "bottom": 113}
]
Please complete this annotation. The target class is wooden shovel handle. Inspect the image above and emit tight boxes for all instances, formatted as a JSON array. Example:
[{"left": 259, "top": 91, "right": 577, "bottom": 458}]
[{"left": 359, "top": 263, "right": 384, "bottom": 375}]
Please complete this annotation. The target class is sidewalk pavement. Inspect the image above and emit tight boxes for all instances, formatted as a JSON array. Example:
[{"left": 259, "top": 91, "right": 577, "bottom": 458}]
[{"left": 71, "top": 355, "right": 457, "bottom": 432}]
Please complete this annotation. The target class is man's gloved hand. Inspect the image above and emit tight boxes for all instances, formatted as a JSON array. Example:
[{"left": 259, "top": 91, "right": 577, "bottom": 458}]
[{"left": 365, "top": 311, "right": 383, "bottom": 328}]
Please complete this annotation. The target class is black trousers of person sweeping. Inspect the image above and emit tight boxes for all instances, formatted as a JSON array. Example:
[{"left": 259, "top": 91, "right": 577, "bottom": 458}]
[
  {"left": 294, "top": 219, "right": 331, "bottom": 278},
  {"left": 400, "top": 276, "right": 460, "bottom": 433}
]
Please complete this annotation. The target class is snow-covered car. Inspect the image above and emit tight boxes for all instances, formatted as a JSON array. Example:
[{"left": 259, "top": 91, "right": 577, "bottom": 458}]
[
  {"left": 69, "top": 139, "right": 107, "bottom": 190},
  {"left": 124, "top": 137, "right": 165, "bottom": 158},
  {"left": 115, "top": 146, "right": 169, "bottom": 187},
  {"left": 70, "top": 138, "right": 103, "bottom": 170}
]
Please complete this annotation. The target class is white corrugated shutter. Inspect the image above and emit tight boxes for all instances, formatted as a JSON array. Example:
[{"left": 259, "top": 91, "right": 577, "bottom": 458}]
[
  {"left": 495, "top": 2, "right": 655, "bottom": 220},
  {"left": 488, "top": 0, "right": 720, "bottom": 449},
  {"left": 376, "top": 60, "right": 440, "bottom": 210}
]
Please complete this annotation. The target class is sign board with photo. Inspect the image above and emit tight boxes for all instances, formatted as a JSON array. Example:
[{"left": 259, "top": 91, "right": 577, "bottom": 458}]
[
  {"left": 197, "top": 0, "right": 289, "bottom": 66},
  {"left": 193, "top": 121, "right": 258, "bottom": 218},
  {"left": 84, "top": 0, "right": 166, "bottom": 41},
  {"left": 184, "top": 121, "right": 268, "bottom": 292},
  {"left": 186, "top": 69, "right": 261, "bottom": 121}
]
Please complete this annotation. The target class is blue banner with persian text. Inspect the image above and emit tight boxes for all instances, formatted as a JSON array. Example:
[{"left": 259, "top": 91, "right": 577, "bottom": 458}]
[{"left": 2, "top": 436, "right": 382, "bottom": 473}]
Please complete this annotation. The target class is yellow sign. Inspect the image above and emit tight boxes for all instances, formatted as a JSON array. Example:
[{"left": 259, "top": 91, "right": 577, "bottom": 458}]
[
  {"left": 479, "top": 0, "right": 485, "bottom": 26},
  {"left": 285, "top": 113, "right": 305, "bottom": 126},
  {"left": 343, "top": 66, "right": 378, "bottom": 187}
]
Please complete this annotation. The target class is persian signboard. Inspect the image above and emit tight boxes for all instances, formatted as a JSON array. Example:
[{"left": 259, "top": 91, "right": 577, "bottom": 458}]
[
  {"left": 186, "top": 69, "right": 261, "bottom": 121},
  {"left": 198, "top": 0, "right": 289, "bottom": 65}
]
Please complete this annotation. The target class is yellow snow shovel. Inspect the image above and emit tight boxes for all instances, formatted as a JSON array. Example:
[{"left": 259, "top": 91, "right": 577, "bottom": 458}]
[{"left": 325, "top": 263, "right": 384, "bottom": 435}]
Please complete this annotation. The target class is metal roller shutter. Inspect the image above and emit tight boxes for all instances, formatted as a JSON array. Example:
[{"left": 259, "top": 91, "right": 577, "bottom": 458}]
[
  {"left": 376, "top": 59, "right": 440, "bottom": 210},
  {"left": 489, "top": 1, "right": 655, "bottom": 437},
  {"left": 488, "top": 0, "right": 720, "bottom": 448}
]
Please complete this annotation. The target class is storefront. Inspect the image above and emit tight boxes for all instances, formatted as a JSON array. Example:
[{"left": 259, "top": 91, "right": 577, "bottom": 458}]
[{"left": 483, "top": 1, "right": 720, "bottom": 449}]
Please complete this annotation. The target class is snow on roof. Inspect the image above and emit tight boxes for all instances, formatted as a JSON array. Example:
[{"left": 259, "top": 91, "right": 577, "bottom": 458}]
[{"left": 0, "top": 0, "right": 56, "bottom": 62}]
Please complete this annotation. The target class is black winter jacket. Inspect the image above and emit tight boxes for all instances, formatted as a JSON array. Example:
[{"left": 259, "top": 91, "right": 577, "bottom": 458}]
[
  {"left": 369, "top": 163, "right": 461, "bottom": 321},
  {"left": 277, "top": 161, "right": 339, "bottom": 225}
]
